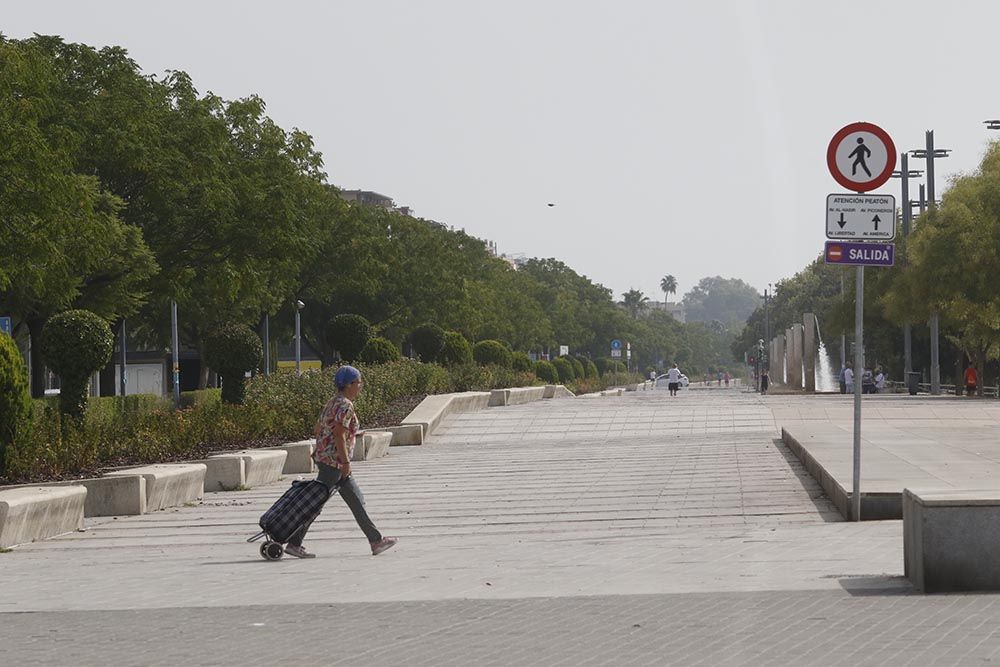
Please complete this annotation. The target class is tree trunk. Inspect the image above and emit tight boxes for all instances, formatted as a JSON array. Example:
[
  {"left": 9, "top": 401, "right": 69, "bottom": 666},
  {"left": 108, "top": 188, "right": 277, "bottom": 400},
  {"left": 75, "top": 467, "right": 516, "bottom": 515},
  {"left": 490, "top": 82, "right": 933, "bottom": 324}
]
[
  {"left": 27, "top": 317, "right": 46, "bottom": 399},
  {"left": 198, "top": 340, "right": 209, "bottom": 390}
]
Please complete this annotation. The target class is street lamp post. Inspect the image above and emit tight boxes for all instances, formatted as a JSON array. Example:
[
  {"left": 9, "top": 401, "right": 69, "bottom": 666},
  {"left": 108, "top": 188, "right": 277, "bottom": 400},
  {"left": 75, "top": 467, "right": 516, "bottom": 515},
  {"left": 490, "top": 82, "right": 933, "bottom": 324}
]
[
  {"left": 891, "top": 156, "right": 923, "bottom": 381},
  {"left": 910, "top": 131, "right": 950, "bottom": 395},
  {"left": 294, "top": 300, "right": 304, "bottom": 375},
  {"left": 170, "top": 301, "right": 180, "bottom": 409}
]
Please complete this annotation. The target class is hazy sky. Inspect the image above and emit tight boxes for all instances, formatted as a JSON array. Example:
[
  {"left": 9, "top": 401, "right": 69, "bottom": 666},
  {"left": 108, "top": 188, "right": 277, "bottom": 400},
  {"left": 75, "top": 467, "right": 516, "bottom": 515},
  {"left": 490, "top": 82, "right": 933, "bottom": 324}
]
[{"left": 6, "top": 1, "right": 1000, "bottom": 302}]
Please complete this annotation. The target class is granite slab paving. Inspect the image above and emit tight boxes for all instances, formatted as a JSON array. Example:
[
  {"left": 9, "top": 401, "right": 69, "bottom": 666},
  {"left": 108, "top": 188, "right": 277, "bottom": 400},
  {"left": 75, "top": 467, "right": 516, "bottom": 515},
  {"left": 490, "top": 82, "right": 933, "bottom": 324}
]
[{"left": 6, "top": 390, "right": 1000, "bottom": 664}]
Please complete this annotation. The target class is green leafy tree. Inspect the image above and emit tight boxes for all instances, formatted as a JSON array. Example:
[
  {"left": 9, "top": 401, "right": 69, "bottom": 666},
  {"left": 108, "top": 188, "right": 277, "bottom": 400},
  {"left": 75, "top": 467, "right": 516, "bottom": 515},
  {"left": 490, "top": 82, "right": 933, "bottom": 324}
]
[
  {"left": 39, "top": 310, "right": 114, "bottom": 418},
  {"left": 660, "top": 275, "right": 677, "bottom": 300},
  {"left": 683, "top": 276, "right": 760, "bottom": 326},
  {"left": 358, "top": 337, "right": 401, "bottom": 364},
  {"left": 410, "top": 323, "right": 446, "bottom": 362},
  {"left": 440, "top": 331, "right": 473, "bottom": 366},
  {"left": 511, "top": 351, "right": 533, "bottom": 372},
  {"left": 535, "top": 360, "right": 558, "bottom": 383},
  {"left": 327, "top": 314, "right": 371, "bottom": 363},
  {"left": 473, "top": 340, "right": 512, "bottom": 368},
  {"left": 0, "top": 333, "right": 31, "bottom": 473},
  {"left": 551, "top": 357, "right": 575, "bottom": 383},
  {"left": 620, "top": 289, "right": 649, "bottom": 319},
  {"left": 203, "top": 324, "right": 263, "bottom": 404}
]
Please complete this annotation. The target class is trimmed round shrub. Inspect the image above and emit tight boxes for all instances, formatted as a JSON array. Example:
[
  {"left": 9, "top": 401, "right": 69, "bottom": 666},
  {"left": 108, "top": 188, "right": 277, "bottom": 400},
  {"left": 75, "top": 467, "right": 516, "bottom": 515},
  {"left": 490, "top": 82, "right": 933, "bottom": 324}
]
[
  {"left": 511, "top": 351, "right": 532, "bottom": 372},
  {"left": 584, "top": 359, "right": 599, "bottom": 379},
  {"left": 534, "top": 360, "right": 558, "bottom": 384},
  {"left": 359, "top": 337, "right": 401, "bottom": 364},
  {"left": 594, "top": 357, "right": 610, "bottom": 376},
  {"left": 551, "top": 357, "right": 575, "bottom": 383},
  {"left": 566, "top": 356, "right": 585, "bottom": 380},
  {"left": 327, "top": 313, "right": 371, "bottom": 362},
  {"left": 40, "top": 310, "right": 114, "bottom": 419},
  {"left": 410, "top": 323, "right": 446, "bottom": 362},
  {"left": 203, "top": 323, "right": 263, "bottom": 405},
  {"left": 473, "top": 340, "right": 512, "bottom": 368},
  {"left": 440, "top": 330, "right": 473, "bottom": 366},
  {"left": 0, "top": 333, "right": 31, "bottom": 473},
  {"left": 603, "top": 361, "right": 627, "bottom": 375}
]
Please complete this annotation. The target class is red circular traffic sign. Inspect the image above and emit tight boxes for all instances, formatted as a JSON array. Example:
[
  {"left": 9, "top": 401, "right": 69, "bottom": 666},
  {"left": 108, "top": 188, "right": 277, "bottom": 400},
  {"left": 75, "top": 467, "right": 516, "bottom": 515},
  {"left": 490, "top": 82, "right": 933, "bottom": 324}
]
[
  {"left": 827, "top": 244, "right": 843, "bottom": 262},
  {"left": 827, "top": 122, "right": 896, "bottom": 192}
]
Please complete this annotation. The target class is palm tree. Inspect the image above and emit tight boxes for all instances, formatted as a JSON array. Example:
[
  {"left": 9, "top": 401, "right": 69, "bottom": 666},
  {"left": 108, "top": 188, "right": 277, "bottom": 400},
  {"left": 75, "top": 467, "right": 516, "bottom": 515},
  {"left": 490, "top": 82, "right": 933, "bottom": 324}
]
[
  {"left": 660, "top": 275, "right": 677, "bottom": 301},
  {"left": 621, "top": 289, "right": 648, "bottom": 319}
]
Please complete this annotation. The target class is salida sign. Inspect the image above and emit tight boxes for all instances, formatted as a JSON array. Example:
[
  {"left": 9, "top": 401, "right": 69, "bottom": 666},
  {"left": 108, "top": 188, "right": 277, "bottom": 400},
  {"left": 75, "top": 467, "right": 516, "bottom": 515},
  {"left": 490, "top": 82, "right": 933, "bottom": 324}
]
[{"left": 824, "top": 241, "right": 894, "bottom": 267}]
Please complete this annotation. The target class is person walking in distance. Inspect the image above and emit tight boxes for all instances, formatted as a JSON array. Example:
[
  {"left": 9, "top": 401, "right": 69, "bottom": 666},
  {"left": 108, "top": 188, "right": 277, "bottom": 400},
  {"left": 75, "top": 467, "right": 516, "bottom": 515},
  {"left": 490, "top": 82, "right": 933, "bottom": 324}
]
[
  {"left": 760, "top": 368, "right": 769, "bottom": 395},
  {"left": 965, "top": 363, "right": 979, "bottom": 397},
  {"left": 666, "top": 363, "right": 683, "bottom": 397},
  {"left": 284, "top": 365, "right": 398, "bottom": 558},
  {"left": 844, "top": 362, "right": 855, "bottom": 394}
]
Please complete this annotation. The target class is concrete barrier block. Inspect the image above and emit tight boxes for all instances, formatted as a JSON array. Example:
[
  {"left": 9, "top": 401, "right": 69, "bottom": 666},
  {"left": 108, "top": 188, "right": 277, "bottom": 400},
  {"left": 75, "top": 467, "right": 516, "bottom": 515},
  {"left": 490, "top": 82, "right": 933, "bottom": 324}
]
[
  {"left": 264, "top": 440, "right": 314, "bottom": 474},
  {"left": 0, "top": 486, "right": 86, "bottom": 548},
  {"left": 543, "top": 385, "right": 575, "bottom": 399},
  {"left": 904, "top": 488, "right": 1000, "bottom": 592},
  {"left": 195, "top": 457, "right": 246, "bottom": 492},
  {"left": 363, "top": 431, "right": 391, "bottom": 460},
  {"left": 489, "top": 389, "right": 510, "bottom": 407},
  {"left": 505, "top": 387, "right": 547, "bottom": 405},
  {"left": 209, "top": 450, "right": 286, "bottom": 488},
  {"left": 106, "top": 464, "right": 205, "bottom": 511},
  {"left": 79, "top": 476, "right": 147, "bottom": 517},
  {"left": 386, "top": 424, "right": 423, "bottom": 446}
]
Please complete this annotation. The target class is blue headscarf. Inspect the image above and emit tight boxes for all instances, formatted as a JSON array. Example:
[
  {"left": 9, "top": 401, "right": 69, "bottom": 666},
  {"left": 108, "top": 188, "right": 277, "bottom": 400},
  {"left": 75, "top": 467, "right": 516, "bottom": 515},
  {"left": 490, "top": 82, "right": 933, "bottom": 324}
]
[{"left": 334, "top": 365, "right": 361, "bottom": 390}]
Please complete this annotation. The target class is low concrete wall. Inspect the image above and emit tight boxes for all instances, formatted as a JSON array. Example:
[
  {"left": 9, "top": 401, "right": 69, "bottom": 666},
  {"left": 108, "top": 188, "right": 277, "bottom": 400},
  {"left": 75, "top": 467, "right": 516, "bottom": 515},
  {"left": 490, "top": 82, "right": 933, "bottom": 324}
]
[
  {"left": 782, "top": 427, "right": 900, "bottom": 521},
  {"left": 105, "top": 464, "right": 206, "bottom": 512},
  {"left": 263, "top": 441, "right": 314, "bottom": 474},
  {"left": 401, "top": 391, "right": 491, "bottom": 440},
  {"left": 904, "top": 488, "right": 1000, "bottom": 592},
  {"left": 79, "top": 476, "right": 147, "bottom": 517},
  {"left": 0, "top": 486, "right": 87, "bottom": 548}
]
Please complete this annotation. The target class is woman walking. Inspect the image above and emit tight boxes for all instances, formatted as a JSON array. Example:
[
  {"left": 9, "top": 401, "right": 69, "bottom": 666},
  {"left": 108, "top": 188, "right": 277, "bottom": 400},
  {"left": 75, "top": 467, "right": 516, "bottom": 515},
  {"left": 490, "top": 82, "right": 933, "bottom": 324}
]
[{"left": 285, "top": 365, "right": 398, "bottom": 558}]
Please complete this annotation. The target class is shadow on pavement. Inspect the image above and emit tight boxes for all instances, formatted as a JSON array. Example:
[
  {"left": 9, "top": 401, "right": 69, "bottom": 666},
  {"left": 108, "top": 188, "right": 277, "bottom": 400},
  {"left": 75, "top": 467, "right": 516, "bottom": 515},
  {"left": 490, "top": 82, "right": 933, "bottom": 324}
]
[{"left": 772, "top": 438, "right": 842, "bottom": 523}]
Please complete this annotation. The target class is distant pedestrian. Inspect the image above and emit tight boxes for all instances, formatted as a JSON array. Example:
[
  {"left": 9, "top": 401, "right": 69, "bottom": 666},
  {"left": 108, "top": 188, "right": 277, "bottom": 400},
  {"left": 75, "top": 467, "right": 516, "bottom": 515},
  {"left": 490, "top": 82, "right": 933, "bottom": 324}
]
[
  {"left": 839, "top": 364, "right": 847, "bottom": 394},
  {"left": 760, "top": 369, "right": 769, "bottom": 395},
  {"left": 667, "top": 363, "right": 683, "bottom": 396},
  {"left": 284, "top": 365, "right": 398, "bottom": 559},
  {"left": 844, "top": 363, "right": 855, "bottom": 394},
  {"left": 862, "top": 367, "right": 875, "bottom": 394},
  {"left": 875, "top": 368, "right": 886, "bottom": 393},
  {"left": 965, "top": 363, "right": 978, "bottom": 397},
  {"left": 717, "top": 371, "right": 723, "bottom": 386},
  {"left": 724, "top": 372, "right": 731, "bottom": 387}
]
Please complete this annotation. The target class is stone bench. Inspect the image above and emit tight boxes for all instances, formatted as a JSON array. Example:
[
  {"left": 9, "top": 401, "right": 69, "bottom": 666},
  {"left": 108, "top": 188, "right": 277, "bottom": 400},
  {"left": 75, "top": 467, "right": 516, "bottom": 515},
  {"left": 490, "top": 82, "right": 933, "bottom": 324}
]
[
  {"left": 203, "top": 450, "right": 287, "bottom": 491},
  {"left": 904, "top": 488, "right": 1000, "bottom": 592},
  {"left": 79, "top": 476, "right": 147, "bottom": 517},
  {"left": 386, "top": 424, "right": 423, "bottom": 446},
  {"left": 489, "top": 386, "right": 548, "bottom": 407},
  {"left": 263, "top": 441, "right": 315, "bottom": 474},
  {"left": 401, "top": 391, "right": 492, "bottom": 441},
  {"left": 105, "top": 464, "right": 206, "bottom": 512},
  {"left": 0, "top": 486, "right": 86, "bottom": 548},
  {"left": 352, "top": 431, "right": 392, "bottom": 461},
  {"left": 543, "top": 385, "right": 574, "bottom": 399}
]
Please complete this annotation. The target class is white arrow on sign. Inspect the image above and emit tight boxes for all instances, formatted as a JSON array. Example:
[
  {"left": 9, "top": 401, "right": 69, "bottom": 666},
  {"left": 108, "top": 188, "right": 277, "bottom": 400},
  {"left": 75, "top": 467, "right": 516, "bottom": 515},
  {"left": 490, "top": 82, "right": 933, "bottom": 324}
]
[{"left": 826, "top": 193, "right": 896, "bottom": 240}]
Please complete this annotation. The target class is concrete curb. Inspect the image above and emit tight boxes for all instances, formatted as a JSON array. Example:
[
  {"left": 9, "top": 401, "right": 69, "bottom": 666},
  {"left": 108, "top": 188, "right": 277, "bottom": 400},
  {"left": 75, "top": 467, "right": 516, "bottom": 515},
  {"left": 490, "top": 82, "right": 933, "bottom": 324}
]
[
  {"left": 78, "top": 476, "right": 147, "bottom": 517},
  {"left": 105, "top": 464, "right": 206, "bottom": 512},
  {"left": 0, "top": 486, "right": 87, "bottom": 548},
  {"left": 385, "top": 424, "right": 423, "bottom": 446}
]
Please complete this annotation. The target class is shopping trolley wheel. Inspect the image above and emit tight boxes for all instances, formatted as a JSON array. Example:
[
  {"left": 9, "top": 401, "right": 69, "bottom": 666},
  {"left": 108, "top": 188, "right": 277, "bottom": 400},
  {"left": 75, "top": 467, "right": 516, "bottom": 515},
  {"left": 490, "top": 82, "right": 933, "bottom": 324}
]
[{"left": 262, "top": 541, "right": 284, "bottom": 561}]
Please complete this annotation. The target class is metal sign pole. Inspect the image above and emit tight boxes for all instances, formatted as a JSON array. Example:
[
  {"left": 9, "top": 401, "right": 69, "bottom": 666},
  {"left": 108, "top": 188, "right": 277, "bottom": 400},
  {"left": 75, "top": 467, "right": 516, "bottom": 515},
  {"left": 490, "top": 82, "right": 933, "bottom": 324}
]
[{"left": 852, "top": 265, "right": 864, "bottom": 521}]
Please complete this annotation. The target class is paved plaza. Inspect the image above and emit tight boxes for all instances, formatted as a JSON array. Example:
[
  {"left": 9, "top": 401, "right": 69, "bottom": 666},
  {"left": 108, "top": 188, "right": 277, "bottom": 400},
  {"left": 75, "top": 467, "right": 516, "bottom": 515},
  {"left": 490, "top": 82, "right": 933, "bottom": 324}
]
[{"left": 5, "top": 389, "right": 1000, "bottom": 665}]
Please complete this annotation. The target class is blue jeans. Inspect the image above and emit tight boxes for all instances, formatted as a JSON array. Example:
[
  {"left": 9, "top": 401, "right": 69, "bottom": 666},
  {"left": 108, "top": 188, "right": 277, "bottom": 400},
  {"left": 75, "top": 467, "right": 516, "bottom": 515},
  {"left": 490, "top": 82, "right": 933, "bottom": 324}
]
[{"left": 287, "top": 461, "right": 383, "bottom": 546}]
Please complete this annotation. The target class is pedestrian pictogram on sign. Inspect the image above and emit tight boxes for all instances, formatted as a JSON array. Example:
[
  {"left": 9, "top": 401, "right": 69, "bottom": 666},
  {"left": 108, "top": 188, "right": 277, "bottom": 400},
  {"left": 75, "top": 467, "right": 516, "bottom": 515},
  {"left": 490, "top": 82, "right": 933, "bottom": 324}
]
[{"left": 827, "top": 122, "right": 897, "bottom": 192}]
